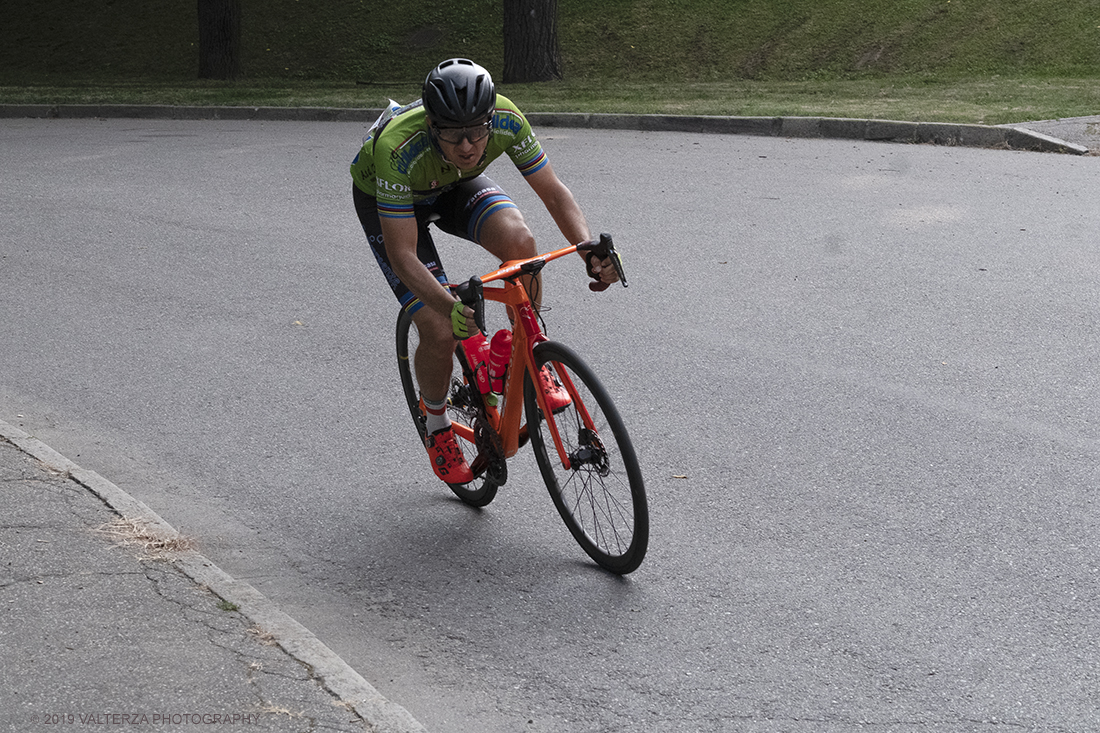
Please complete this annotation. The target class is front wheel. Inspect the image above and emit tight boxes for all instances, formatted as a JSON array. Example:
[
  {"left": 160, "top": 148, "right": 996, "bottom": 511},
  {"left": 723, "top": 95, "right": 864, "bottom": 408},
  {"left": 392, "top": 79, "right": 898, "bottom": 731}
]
[
  {"left": 396, "top": 308, "right": 500, "bottom": 507},
  {"left": 524, "top": 342, "right": 648, "bottom": 574}
]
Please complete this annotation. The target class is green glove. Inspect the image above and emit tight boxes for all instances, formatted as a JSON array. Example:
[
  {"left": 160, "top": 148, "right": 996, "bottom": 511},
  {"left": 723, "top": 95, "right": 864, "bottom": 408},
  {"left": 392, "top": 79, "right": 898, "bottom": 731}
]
[{"left": 451, "top": 300, "right": 474, "bottom": 340}]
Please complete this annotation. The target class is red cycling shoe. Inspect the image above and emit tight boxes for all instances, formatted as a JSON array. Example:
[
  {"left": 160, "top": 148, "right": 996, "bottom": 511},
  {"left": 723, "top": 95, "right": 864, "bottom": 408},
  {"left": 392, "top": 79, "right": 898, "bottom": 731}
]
[
  {"left": 425, "top": 426, "right": 474, "bottom": 484},
  {"left": 539, "top": 365, "right": 572, "bottom": 414}
]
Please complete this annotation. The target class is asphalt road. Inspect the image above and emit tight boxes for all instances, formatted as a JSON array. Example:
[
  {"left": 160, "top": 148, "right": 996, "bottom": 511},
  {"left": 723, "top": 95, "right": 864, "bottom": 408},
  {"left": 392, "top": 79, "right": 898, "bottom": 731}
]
[{"left": 2, "top": 118, "right": 1099, "bottom": 732}]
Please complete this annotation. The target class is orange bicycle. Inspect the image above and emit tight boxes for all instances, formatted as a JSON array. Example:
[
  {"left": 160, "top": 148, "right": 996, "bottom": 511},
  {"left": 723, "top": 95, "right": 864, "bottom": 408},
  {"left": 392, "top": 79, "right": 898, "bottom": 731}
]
[{"left": 395, "top": 234, "right": 648, "bottom": 574}]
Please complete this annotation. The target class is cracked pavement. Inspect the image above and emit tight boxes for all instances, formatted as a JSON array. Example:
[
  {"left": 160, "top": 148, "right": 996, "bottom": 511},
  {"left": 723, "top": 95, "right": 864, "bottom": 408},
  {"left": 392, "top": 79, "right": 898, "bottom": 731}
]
[{"left": 0, "top": 437, "right": 374, "bottom": 732}]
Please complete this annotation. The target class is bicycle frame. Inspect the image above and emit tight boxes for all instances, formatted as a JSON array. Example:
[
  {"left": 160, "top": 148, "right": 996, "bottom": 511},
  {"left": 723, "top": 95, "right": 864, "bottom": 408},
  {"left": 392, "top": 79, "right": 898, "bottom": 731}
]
[
  {"left": 398, "top": 232, "right": 646, "bottom": 573},
  {"left": 451, "top": 242, "right": 602, "bottom": 469}
]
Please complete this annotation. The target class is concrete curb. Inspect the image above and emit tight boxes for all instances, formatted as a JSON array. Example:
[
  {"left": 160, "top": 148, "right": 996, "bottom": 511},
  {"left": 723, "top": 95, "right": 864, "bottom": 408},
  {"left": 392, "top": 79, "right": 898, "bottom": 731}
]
[
  {"left": 0, "top": 418, "right": 428, "bottom": 733},
  {"left": 527, "top": 111, "right": 1089, "bottom": 154},
  {"left": 0, "top": 103, "right": 377, "bottom": 123},
  {"left": 0, "top": 104, "right": 1088, "bottom": 154}
]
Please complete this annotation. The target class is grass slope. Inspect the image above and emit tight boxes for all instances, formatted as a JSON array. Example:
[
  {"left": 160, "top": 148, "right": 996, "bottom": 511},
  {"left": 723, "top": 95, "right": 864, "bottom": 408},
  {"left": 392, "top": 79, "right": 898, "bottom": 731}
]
[
  {"left": 5, "top": 0, "right": 1100, "bottom": 82},
  {"left": 1, "top": 0, "right": 1098, "bottom": 122},
  {"left": 563, "top": 0, "right": 1100, "bottom": 81}
]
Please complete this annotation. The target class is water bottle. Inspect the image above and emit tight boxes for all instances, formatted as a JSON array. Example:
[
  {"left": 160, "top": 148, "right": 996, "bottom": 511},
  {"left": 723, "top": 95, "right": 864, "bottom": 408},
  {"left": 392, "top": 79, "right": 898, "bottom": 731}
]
[
  {"left": 487, "top": 329, "right": 513, "bottom": 404},
  {"left": 461, "top": 332, "right": 492, "bottom": 397}
]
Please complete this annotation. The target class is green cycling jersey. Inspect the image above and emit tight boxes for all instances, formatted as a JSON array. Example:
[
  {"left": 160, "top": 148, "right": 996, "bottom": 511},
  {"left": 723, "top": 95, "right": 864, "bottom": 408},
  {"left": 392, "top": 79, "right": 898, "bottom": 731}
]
[{"left": 350, "top": 95, "right": 548, "bottom": 221}]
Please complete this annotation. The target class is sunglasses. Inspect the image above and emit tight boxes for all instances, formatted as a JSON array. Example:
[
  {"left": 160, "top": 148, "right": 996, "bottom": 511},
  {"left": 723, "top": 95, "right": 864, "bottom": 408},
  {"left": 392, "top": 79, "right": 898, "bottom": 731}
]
[{"left": 433, "top": 120, "right": 492, "bottom": 145}]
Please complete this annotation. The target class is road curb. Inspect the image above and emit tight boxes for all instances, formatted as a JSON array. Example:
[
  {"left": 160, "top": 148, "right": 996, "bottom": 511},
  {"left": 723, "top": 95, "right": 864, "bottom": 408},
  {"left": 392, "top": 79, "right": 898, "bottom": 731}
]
[
  {"left": 0, "top": 103, "right": 376, "bottom": 123},
  {"left": 526, "top": 111, "right": 1089, "bottom": 154},
  {"left": 0, "top": 104, "right": 1088, "bottom": 154},
  {"left": 0, "top": 418, "right": 428, "bottom": 733}
]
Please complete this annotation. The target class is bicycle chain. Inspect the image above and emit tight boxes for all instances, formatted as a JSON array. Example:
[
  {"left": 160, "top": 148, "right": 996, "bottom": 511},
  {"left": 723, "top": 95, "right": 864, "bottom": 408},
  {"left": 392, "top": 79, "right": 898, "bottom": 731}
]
[{"left": 473, "top": 409, "right": 507, "bottom": 486}]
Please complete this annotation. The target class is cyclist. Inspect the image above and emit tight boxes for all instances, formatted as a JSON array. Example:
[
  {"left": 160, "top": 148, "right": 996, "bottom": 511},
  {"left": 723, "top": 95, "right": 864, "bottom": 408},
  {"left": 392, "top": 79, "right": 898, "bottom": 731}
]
[{"left": 352, "top": 58, "right": 618, "bottom": 485}]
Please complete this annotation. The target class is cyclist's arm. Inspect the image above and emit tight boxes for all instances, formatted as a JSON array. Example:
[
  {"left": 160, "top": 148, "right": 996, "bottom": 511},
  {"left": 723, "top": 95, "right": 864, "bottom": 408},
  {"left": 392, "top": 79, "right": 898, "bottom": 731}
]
[
  {"left": 524, "top": 163, "right": 617, "bottom": 284},
  {"left": 524, "top": 162, "right": 589, "bottom": 245},
  {"left": 380, "top": 216, "right": 465, "bottom": 319}
]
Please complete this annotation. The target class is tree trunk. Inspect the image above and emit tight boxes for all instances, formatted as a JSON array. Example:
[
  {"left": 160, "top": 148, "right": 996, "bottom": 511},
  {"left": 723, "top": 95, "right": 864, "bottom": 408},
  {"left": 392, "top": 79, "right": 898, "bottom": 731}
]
[
  {"left": 503, "top": 0, "right": 562, "bottom": 83},
  {"left": 197, "top": 0, "right": 241, "bottom": 80}
]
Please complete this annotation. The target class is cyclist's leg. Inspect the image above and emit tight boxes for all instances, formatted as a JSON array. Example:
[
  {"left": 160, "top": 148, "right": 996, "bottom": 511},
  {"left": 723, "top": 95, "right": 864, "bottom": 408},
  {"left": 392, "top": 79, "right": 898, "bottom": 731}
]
[
  {"left": 411, "top": 312, "right": 454, "bottom": 403},
  {"left": 353, "top": 183, "right": 454, "bottom": 407},
  {"left": 471, "top": 199, "right": 537, "bottom": 261},
  {"left": 358, "top": 185, "right": 476, "bottom": 484},
  {"left": 431, "top": 176, "right": 542, "bottom": 309}
]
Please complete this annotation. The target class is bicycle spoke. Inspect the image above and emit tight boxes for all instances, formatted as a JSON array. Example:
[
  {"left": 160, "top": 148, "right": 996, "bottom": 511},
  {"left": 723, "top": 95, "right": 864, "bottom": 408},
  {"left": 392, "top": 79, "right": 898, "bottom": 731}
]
[{"left": 560, "top": 469, "right": 635, "bottom": 556}]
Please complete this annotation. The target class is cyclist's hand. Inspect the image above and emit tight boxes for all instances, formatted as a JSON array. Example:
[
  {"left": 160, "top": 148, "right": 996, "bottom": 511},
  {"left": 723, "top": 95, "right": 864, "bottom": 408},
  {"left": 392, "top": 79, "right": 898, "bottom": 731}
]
[
  {"left": 450, "top": 300, "right": 478, "bottom": 340},
  {"left": 586, "top": 252, "right": 619, "bottom": 286}
]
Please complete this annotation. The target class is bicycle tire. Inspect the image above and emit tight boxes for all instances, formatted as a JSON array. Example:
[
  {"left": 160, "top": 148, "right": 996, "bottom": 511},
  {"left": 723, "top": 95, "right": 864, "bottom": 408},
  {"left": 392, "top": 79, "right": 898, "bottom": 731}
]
[
  {"left": 523, "top": 341, "right": 648, "bottom": 574},
  {"left": 396, "top": 308, "right": 499, "bottom": 507}
]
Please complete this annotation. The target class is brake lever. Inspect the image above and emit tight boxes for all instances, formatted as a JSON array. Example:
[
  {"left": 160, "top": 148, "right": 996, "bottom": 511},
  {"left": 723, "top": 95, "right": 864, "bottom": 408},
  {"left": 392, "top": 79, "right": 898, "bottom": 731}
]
[
  {"left": 454, "top": 276, "right": 486, "bottom": 334},
  {"left": 585, "top": 233, "right": 628, "bottom": 291}
]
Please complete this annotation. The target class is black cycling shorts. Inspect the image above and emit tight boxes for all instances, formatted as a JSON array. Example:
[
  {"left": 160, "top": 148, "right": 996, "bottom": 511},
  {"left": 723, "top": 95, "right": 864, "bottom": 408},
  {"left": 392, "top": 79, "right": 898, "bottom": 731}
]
[{"left": 352, "top": 175, "right": 518, "bottom": 315}]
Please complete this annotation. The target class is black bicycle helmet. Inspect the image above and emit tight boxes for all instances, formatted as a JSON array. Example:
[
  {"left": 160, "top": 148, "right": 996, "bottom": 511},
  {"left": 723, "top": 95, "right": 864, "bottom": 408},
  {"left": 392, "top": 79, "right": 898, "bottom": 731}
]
[{"left": 422, "top": 58, "right": 496, "bottom": 126}]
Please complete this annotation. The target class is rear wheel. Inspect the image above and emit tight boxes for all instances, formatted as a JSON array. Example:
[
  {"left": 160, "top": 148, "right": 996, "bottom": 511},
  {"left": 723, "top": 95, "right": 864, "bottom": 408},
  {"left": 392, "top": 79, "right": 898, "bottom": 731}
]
[
  {"left": 396, "top": 308, "right": 501, "bottom": 507},
  {"left": 524, "top": 341, "right": 648, "bottom": 574}
]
